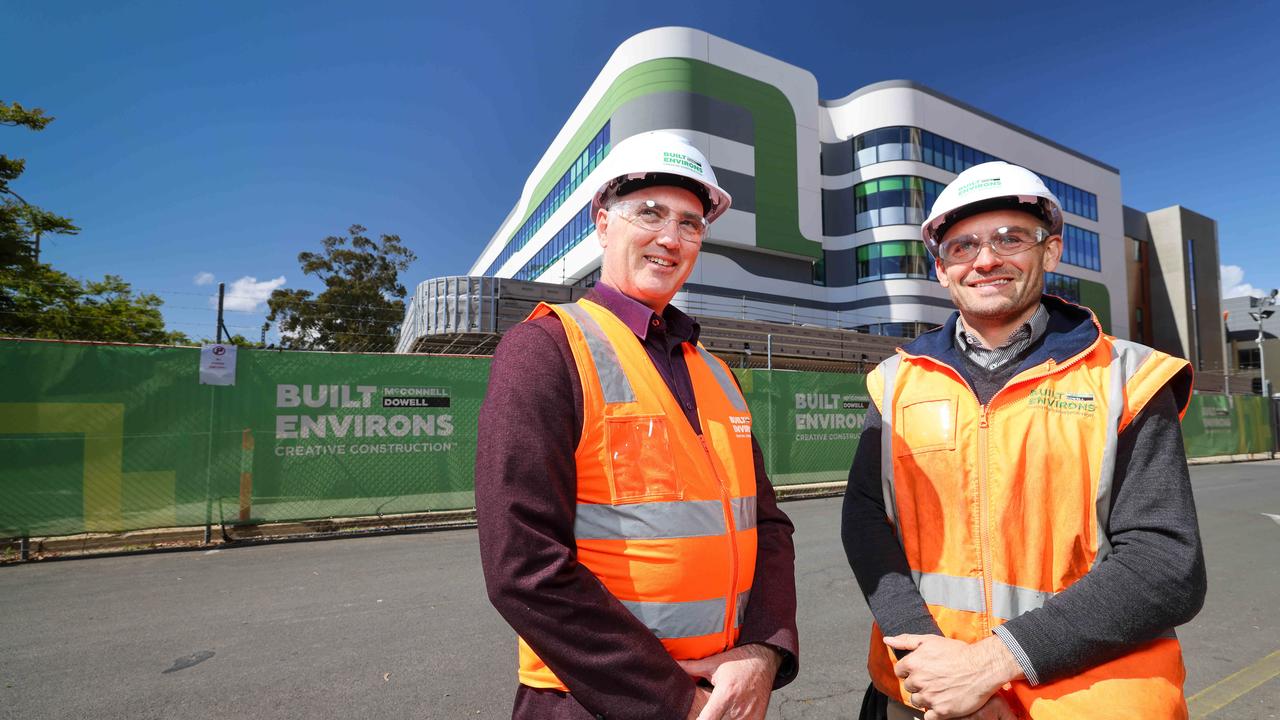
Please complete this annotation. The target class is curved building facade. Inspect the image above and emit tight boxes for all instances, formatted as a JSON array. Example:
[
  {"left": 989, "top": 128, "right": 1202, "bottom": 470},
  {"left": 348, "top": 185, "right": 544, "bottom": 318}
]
[{"left": 460, "top": 27, "right": 1130, "bottom": 338}]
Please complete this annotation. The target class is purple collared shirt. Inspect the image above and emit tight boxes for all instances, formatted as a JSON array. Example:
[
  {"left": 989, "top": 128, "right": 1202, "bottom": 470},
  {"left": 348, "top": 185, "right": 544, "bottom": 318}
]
[{"left": 475, "top": 284, "right": 798, "bottom": 720}]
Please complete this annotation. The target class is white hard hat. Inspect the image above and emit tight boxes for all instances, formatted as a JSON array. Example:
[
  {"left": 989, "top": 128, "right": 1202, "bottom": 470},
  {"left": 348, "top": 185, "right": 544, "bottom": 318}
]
[
  {"left": 591, "top": 131, "right": 732, "bottom": 223},
  {"left": 921, "top": 161, "right": 1063, "bottom": 256}
]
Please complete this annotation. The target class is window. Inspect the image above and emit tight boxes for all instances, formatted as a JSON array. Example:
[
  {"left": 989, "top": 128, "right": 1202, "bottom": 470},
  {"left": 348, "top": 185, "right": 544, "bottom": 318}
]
[
  {"left": 486, "top": 123, "right": 610, "bottom": 276},
  {"left": 1045, "top": 272, "right": 1081, "bottom": 303},
  {"left": 845, "top": 127, "right": 1099, "bottom": 221},
  {"left": 853, "top": 176, "right": 946, "bottom": 231},
  {"left": 514, "top": 204, "right": 595, "bottom": 281},
  {"left": 855, "top": 240, "right": 935, "bottom": 282},
  {"left": 1238, "top": 348, "right": 1260, "bottom": 370},
  {"left": 1060, "top": 224, "right": 1100, "bottom": 271}
]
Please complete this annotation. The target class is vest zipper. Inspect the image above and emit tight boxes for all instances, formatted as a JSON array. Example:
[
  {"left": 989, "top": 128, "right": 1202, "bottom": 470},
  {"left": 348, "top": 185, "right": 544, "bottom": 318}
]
[
  {"left": 977, "top": 404, "right": 993, "bottom": 635},
  {"left": 699, "top": 433, "right": 738, "bottom": 648}
]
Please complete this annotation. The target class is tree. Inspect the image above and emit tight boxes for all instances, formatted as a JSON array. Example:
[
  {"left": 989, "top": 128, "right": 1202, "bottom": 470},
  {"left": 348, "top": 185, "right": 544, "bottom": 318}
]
[
  {"left": 1, "top": 101, "right": 79, "bottom": 268},
  {"left": 263, "top": 225, "right": 416, "bottom": 352},
  {"left": 0, "top": 264, "right": 191, "bottom": 345}
]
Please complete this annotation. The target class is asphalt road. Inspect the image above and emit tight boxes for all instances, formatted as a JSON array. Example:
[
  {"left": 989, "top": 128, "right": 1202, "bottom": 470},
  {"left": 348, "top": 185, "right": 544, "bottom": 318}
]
[{"left": 1, "top": 460, "right": 1277, "bottom": 719}]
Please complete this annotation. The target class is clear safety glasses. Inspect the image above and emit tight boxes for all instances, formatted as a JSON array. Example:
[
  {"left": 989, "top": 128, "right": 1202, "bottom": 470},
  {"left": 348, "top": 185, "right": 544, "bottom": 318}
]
[
  {"left": 938, "top": 225, "right": 1050, "bottom": 265},
  {"left": 610, "top": 199, "right": 708, "bottom": 243}
]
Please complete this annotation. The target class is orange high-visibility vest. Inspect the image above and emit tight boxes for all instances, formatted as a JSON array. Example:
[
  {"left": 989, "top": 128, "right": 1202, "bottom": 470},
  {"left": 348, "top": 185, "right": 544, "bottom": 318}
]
[
  {"left": 866, "top": 326, "right": 1192, "bottom": 719},
  {"left": 517, "top": 299, "right": 759, "bottom": 690}
]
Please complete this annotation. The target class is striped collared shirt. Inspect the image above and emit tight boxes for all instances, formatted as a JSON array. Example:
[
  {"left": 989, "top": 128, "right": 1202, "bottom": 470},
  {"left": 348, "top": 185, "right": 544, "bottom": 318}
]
[{"left": 954, "top": 303, "right": 1050, "bottom": 371}]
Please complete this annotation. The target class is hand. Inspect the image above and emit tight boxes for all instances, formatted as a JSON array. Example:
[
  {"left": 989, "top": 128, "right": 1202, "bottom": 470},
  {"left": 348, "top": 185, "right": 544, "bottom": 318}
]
[
  {"left": 885, "top": 635, "right": 1022, "bottom": 720},
  {"left": 685, "top": 685, "right": 713, "bottom": 720},
  {"left": 677, "top": 644, "right": 782, "bottom": 720},
  {"left": 956, "top": 694, "right": 1018, "bottom": 720}
]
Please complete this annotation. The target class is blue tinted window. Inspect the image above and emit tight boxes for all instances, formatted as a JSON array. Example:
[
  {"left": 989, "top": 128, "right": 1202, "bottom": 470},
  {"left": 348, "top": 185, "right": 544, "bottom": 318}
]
[{"left": 488, "top": 123, "right": 610, "bottom": 277}]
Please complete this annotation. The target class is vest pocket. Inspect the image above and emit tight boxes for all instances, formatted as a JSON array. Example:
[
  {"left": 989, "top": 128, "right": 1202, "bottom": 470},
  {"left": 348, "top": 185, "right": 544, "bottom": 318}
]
[
  {"left": 896, "top": 398, "right": 957, "bottom": 455},
  {"left": 604, "top": 415, "right": 683, "bottom": 503}
]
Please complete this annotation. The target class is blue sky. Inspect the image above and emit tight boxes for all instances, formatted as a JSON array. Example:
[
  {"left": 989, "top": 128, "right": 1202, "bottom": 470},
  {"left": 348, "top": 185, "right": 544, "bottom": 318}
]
[{"left": 5, "top": 1, "right": 1278, "bottom": 341}]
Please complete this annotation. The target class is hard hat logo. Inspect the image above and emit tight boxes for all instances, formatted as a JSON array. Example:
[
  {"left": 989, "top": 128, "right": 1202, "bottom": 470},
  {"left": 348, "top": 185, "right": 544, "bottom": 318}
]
[
  {"left": 956, "top": 177, "right": 1002, "bottom": 197},
  {"left": 662, "top": 152, "right": 703, "bottom": 174},
  {"left": 921, "top": 160, "right": 1063, "bottom": 256},
  {"left": 591, "top": 131, "right": 733, "bottom": 224}
]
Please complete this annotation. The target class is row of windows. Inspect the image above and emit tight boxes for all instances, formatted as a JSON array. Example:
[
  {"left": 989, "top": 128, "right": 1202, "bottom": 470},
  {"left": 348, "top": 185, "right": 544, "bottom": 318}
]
[
  {"left": 855, "top": 240, "right": 936, "bottom": 283},
  {"left": 1045, "top": 272, "right": 1081, "bottom": 304},
  {"left": 514, "top": 204, "right": 594, "bottom": 282},
  {"left": 853, "top": 176, "right": 947, "bottom": 232},
  {"left": 1062, "top": 225, "right": 1101, "bottom": 271},
  {"left": 486, "top": 123, "right": 610, "bottom": 277},
  {"left": 850, "top": 175, "right": 1103, "bottom": 272},
  {"left": 843, "top": 125, "right": 1099, "bottom": 221},
  {"left": 852, "top": 321, "right": 938, "bottom": 339}
]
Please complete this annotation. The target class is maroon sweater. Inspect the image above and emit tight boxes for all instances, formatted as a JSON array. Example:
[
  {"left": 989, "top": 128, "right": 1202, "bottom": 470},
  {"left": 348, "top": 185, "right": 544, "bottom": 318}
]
[{"left": 475, "top": 284, "right": 799, "bottom": 720}]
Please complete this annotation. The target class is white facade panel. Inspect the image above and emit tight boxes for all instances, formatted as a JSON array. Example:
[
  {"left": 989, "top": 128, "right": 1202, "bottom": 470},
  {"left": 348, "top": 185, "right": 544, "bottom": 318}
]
[{"left": 435, "top": 28, "right": 1201, "bottom": 352}]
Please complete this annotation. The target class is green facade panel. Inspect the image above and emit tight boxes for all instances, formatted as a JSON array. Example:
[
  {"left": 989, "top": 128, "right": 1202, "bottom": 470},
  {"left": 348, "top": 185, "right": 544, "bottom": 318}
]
[{"left": 513, "top": 58, "right": 820, "bottom": 261}]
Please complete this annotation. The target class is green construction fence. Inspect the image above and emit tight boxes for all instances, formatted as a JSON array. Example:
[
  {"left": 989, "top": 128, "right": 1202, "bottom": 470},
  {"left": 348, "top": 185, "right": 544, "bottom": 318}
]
[{"left": 1, "top": 339, "right": 1274, "bottom": 538}]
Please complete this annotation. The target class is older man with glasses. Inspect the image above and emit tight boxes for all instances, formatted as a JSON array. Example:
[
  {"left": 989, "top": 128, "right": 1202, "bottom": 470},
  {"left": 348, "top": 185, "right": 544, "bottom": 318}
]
[
  {"left": 842, "top": 161, "right": 1205, "bottom": 719},
  {"left": 477, "top": 131, "right": 799, "bottom": 720}
]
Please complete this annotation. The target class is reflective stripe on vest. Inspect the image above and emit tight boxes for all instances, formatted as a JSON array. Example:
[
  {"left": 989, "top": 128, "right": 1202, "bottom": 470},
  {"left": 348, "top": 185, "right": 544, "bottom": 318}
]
[
  {"left": 557, "top": 301, "right": 636, "bottom": 404},
  {"left": 620, "top": 590, "right": 752, "bottom": 640},
  {"left": 878, "top": 354, "right": 903, "bottom": 540},
  {"left": 1094, "top": 338, "right": 1155, "bottom": 567},
  {"left": 912, "top": 571, "right": 1054, "bottom": 619},
  {"left": 575, "top": 496, "right": 758, "bottom": 540},
  {"left": 696, "top": 345, "right": 748, "bottom": 412}
]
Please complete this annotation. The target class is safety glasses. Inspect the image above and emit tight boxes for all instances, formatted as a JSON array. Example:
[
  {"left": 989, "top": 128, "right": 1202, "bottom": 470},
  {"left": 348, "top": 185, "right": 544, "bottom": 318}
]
[
  {"left": 938, "top": 225, "right": 1049, "bottom": 265},
  {"left": 610, "top": 199, "right": 708, "bottom": 243}
]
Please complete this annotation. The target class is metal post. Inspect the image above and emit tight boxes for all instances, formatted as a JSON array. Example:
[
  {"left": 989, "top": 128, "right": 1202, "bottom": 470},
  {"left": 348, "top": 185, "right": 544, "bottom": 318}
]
[
  {"left": 19, "top": 536, "right": 29, "bottom": 561},
  {"left": 1222, "top": 310, "right": 1231, "bottom": 395},
  {"left": 766, "top": 334, "right": 773, "bottom": 370},
  {"left": 216, "top": 282, "right": 226, "bottom": 343},
  {"left": 1260, "top": 323, "right": 1270, "bottom": 399}
]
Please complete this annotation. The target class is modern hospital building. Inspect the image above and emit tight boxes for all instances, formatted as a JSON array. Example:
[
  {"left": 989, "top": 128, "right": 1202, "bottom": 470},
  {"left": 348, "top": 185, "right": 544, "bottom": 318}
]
[{"left": 399, "top": 27, "right": 1228, "bottom": 380}]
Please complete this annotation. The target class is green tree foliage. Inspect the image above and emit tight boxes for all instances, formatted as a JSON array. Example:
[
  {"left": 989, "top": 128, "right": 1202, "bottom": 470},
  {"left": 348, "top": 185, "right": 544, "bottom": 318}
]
[
  {"left": 0, "top": 264, "right": 191, "bottom": 345},
  {"left": 1, "top": 101, "right": 80, "bottom": 267},
  {"left": 263, "top": 225, "right": 416, "bottom": 352}
]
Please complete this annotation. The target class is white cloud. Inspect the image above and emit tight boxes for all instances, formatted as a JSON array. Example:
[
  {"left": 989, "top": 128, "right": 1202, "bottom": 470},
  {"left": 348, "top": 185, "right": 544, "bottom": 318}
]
[
  {"left": 1221, "top": 265, "right": 1266, "bottom": 299},
  {"left": 193, "top": 271, "right": 215, "bottom": 286},
  {"left": 218, "top": 275, "right": 288, "bottom": 312}
]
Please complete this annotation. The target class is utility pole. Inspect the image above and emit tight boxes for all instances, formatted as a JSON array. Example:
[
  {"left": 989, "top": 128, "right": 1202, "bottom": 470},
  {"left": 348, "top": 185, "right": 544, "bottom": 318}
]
[
  {"left": 1250, "top": 290, "right": 1278, "bottom": 398},
  {"left": 216, "top": 280, "right": 231, "bottom": 340},
  {"left": 216, "top": 282, "right": 226, "bottom": 343}
]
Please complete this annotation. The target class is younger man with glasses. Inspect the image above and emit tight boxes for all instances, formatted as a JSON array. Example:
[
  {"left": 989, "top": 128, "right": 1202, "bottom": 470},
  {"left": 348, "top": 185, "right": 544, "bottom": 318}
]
[
  {"left": 477, "top": 131, "right": 798, "bottom": 720},
  {"left": 843, "top": 161, "right": 1205, "bottom": 719}
]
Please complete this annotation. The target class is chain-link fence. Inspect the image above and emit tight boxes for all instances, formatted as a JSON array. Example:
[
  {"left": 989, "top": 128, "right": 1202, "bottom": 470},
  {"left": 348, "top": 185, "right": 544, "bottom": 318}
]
[
  {"left": 0, "top": 338, "right": 486, "bottom": 538},
  {"left": 2, "top": 336, "right": 1274, "bottom": 541}
]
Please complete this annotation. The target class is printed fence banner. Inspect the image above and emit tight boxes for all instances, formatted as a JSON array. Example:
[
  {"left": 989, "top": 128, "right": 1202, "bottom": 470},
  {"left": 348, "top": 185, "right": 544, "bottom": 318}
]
[
  {"left": 1181, "top": 392, "right": 1274, "bottom": 458},
  {"left": 4, "top": 339, "right": 1274, "bottom": 539},
  {"left": 735, "top": 369, "right": 869, "bottom": 485},
  {"left": 0, "top": 339, "right": 490, "bottom": 537}
]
